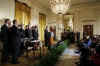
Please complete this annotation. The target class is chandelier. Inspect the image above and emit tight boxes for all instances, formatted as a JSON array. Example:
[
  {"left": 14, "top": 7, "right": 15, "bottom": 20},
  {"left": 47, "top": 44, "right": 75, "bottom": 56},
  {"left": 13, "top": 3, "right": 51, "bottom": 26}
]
[{"left": 49, "top": 0, "right": 71, "bottom": 14}]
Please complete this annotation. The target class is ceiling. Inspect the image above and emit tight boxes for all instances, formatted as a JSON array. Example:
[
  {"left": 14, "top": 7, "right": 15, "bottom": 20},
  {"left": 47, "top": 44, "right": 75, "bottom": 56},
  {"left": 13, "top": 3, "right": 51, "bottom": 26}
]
[{"left": 33, "top": 0, "right": 99, "bottom": 9}]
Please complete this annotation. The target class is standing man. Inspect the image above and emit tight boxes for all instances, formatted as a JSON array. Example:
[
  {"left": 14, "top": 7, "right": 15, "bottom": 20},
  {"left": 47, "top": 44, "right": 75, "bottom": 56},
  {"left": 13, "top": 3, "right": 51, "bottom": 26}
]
[
  {"left": 10, "top": 20, "right": 20, "bottom": 64},
  {"left": 32, "top": 26, "right": 38, "bottom": 40},
  {"left": 25, "top": 25, "right": 31, "bottom": 38},
  {"left": 18, "top": 25, "right": 25, "bottom": 56},
  {"left": 1, "top": 19, "right": 10, "bottom": 63},
  {"left": 44, "top": 26, "right": 49, "bottom": 47}
]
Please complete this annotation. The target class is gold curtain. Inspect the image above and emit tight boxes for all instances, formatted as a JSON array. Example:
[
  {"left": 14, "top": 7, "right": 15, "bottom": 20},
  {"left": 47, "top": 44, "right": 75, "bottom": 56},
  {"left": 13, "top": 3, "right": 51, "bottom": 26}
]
[
  {"left": 15, "top": 1, "right": 31, "bottom": 26},
  {"left": 39, "top": 13, "right": 46, "bottom": 41}
]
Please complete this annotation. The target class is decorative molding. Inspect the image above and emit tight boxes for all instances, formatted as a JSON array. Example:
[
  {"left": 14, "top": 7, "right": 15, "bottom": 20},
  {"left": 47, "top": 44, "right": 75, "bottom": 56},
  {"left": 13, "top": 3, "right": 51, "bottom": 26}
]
[
  {"left": 71, "top": 1, "right": 100, "bottom": 8},
  {"left": 70, "top": 1, "right": 100, "bottom": 13},
  {"left": 82, "top": 19, "right": 96, "bottom": 22}
]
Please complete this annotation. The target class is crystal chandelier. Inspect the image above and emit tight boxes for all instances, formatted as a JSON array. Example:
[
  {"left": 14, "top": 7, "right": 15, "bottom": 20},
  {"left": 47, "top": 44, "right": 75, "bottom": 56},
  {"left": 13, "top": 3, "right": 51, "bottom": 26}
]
[{"left": 49, "top": 0, "right": 71, "bottom": 14}]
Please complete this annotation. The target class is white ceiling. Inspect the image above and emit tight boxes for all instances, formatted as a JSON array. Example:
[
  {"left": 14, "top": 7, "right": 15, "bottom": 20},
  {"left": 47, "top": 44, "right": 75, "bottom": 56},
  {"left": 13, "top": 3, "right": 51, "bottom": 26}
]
[
  {"left": 71, "top": 0, "right": 98, "bottom": 5},
  {"left": 28, "top": 0, "right": 100, "bottom": 15},
  {"left": 33, "top": 0, "right": 99, "bottom": 9}
]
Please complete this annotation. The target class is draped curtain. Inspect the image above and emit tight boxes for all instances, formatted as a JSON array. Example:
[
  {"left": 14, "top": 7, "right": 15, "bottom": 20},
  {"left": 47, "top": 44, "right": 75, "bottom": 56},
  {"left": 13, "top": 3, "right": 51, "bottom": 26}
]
[
  {"left": 15, "top": 1, "right": 31, "bottom": 26},
  {"left": 39, "top": 13, "right": 46, "bottom": 41}
]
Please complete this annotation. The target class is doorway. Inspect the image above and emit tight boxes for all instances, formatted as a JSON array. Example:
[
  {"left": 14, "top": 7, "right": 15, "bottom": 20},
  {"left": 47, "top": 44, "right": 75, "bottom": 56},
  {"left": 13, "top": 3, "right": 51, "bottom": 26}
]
[{"left": 83, "top": 25, "right": 93, "bottom": 38}]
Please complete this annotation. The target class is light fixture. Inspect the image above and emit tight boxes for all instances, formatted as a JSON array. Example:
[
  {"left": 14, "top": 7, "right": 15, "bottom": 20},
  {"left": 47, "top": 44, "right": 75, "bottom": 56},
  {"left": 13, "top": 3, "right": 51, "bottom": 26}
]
[{"left": 49, "top": 0, "right": 71, "bottom": 14}]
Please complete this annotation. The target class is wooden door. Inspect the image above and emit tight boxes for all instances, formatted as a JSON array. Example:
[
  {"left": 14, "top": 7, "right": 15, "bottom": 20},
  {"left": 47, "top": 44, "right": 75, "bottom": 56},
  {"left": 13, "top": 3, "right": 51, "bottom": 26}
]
[{"left": 83, "top": 25, "right": 93, "bottom": 38}]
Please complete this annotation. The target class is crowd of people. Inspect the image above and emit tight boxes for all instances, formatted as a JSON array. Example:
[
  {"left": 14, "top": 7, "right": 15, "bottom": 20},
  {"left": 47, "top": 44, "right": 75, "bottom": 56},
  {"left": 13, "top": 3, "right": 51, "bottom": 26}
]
[
  {"left": 76, "top": 36, "right": 100, "bottom": 66},
  {"left": 0, "top": 19, "right": 22, "bottom": 64},
  {"left": 1, "top": 18, "right": 100, "bottom": 66},
  {"left": 0, "top": 18, "right": 56, "bottom": 64}
]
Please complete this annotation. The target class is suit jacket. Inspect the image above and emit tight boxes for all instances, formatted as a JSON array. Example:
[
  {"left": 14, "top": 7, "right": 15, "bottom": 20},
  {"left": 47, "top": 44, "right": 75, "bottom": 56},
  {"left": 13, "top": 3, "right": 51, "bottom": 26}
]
[
  {"left": 10, "top": 25, "right": 20, "bottom": 49},
  {"left": 32, "top": 29, "right": 38, "bottom": 40},
  {"left": 18, "top": 28, "right": 25, "bottom": 38},
  {"left": 48, "top": 32, "right": 51, "bottom": 44},
  {"left": 44, "top": 29, "right": 48, "bottom": 40},
  {"left": 18, "top": 28, "right": 25, "bottom": 42},
  {"left": 0, "top": 24, "right": 8, "bottom": 43},
  {"left": 25, "top": 29, "right": 30, "bottom": 38}
]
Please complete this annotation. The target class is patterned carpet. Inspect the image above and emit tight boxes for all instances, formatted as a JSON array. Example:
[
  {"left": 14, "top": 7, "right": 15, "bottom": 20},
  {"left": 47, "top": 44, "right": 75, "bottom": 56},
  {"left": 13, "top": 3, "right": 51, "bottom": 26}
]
[
  {"left": 1, "top": 52, "right": 39, "bottom": 66},
  {"left": 0, "top": 47, "right": 48, "bottom": 66},
  {"left": 56, "top": 44, "right": 80, "bottom": 66},
  {"left": 0, "top": 44, "right": 79, "bottom": 66}
]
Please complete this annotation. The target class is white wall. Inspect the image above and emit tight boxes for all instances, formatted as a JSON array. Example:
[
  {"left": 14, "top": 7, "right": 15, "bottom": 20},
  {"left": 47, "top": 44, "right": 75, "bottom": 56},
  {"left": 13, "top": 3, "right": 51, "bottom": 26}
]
[
  {"left": 0, "top": 0, "right": 51, "bottom": 26},
  {"left": 0, "top": 0, "right": 15, "bottom": 20},
  {"left": 0, "top": 0, "right": 51, "bottom": 41},
  {"left": 71, "top": 2, "right": 100, "bottom": 39},
  {"left": 0, "top": 0, "right": 61, "bottom": 39},
  {"left": 30, "top": 8, "right": 39, "bottom": 26}
]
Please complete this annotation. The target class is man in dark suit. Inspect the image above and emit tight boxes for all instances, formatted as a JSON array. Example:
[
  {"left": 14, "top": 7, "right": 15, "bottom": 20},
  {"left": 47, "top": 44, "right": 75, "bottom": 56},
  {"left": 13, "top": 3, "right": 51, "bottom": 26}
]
[
  {"left": 0, "top": 19, "right": 10, "bottom": 63},
  {"left": 10, "top": 20, "right": 20, "bottom": 64},
  {"left": 44, "top": 26, "right": 51, "bottom": 50},
  {"left": 18, "top": 25, "right": 25, "bottom": 56},
  {"left": 44, "top": 26, "right": 49, "bottom": 47},
  {"left": 25, "top": 25, "right": 31, "bottom": 38},
  {"left": 32, "top": 26, "right": 38, "bottom": 40}
]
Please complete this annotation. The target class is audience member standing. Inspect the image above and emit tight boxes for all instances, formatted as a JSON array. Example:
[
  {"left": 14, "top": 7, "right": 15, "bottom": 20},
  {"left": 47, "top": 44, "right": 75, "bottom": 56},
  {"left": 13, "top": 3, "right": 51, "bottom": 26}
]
[
  {"left": 49, "top": 26, "right": 54, "bottom": 48},
  {"left": 44, "top": 26, "right": 49, "bottom": 47},
  {"left": 18, "top": 25, "right": 25, "bottom": 56},
  {"left": 25, "top": 25, "right": 30, "bottom": 38},
  {"left": 8, "top": 22, "right": 12, "bottom": 56},
  {"left": 10, "top": 20, "right": 20, "bottom": 64},
  {"left": 1, "top": 19, "right": 10, "bottom": 63},
  {"left": 32, "top": 26, "right": 38, "bottom": 40}
]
